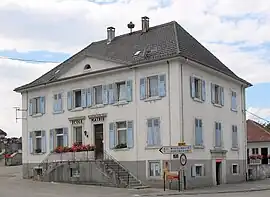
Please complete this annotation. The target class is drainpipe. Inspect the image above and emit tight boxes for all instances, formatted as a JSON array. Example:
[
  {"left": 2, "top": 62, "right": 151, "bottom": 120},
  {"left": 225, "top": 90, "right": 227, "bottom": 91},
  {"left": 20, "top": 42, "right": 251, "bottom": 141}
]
[
  {"left": 180, "top": 63, "right": 184, "bottom": 142},
  {"left": 167, "top": 61, "right": 172, "bottom": 164},
  {"left": 134, "top": 67, "right": 139, "bottom": 180},
  {"left": 241, "top": 85, "right": 248, "bottom": 180}
]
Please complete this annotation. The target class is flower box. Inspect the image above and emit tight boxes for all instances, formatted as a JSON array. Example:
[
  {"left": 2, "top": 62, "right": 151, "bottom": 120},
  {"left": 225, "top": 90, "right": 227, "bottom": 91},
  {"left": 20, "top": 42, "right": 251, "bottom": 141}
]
[{"left": 250, "top": 159, "right": 261, "bottom": 165}]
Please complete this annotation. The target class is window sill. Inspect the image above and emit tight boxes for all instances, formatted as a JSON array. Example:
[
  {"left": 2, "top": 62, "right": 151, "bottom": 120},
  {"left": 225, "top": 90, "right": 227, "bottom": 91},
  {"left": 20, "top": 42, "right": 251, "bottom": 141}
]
[
  {"left": 31, "top": 152, "right": 46, "bottom": 155},
  {"left": 193, "top": 98, "right": 204, "bottom": 103},
  {"left": 90, "top": 104, "right": 104, "bottom": 109},
  {"left": 147, "top": 176, "right": 163, "bottom": 180},
  {"left": 71, "top": 107, "right": 83, "bottom": 112},
  {"left": 32, "top": 113, "right": 43, "bottom": 118},
  {"left": 232, "top": 173, "right": 239, "bottom": 176},
  {"left": 231, "top": 109, "right": 237, "bottom": 112},
  {"left": 213, "top": 103, "right": 222, "bottom": 108},
  {"left": 113, "top": 101, "right": 128, "bottom": 106},
  {"left": 145, "top": 146, "right": 161, "bottom": 150},
  {"left": 231, "top": 147, "right": 239, "bottom": 151},
  {"left": 53, "top": 110, "right": 65, "bottom": 114},
  {"left": 144, "top": 96, "right": 161, "bottom": 102},
  {"left": 194, "top": 145, "right": 205, "bottom": 149},
  {"left": 192, "top": 175, "right": 204, "bottom": 178},
  {"left": 113, "top": 148, "right": 129, "bottom": 151}
]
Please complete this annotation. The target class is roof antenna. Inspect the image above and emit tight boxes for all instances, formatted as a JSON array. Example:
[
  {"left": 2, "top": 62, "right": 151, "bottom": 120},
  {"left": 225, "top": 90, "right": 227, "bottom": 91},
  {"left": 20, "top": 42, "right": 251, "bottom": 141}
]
[{"left": 127, "top": 22, "right": 135, "bottom": 34}]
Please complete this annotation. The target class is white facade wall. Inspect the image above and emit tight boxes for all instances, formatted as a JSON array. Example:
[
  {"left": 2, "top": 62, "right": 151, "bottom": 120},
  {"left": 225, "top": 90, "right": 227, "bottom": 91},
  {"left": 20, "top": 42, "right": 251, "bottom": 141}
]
[{"left": 21, "top": 57, "right": 246, "bottom": 165}]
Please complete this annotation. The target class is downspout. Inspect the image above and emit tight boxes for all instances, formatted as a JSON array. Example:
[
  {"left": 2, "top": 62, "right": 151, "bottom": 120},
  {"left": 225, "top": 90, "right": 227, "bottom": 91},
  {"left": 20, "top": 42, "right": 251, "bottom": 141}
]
[
  {"left": 167, "top": 61, "right": 172, "bottom": 163},
  {"left": 25, "top": 91, "right": 29, "bottom": 175},
  {"left": 241, "top": 85, "right": 248, "bottom": 180},
  {"left": 180, "top": 63, "right": 184, "bottom": 142},
  {"left": 134, "top": 68, "right": 140, "bottom": 179}
]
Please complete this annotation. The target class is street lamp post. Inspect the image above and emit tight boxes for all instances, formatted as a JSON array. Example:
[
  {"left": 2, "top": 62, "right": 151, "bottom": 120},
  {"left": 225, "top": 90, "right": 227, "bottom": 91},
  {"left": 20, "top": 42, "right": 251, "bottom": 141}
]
[{"left": 3, "top": 140, "right": 7, "bottom": 166}]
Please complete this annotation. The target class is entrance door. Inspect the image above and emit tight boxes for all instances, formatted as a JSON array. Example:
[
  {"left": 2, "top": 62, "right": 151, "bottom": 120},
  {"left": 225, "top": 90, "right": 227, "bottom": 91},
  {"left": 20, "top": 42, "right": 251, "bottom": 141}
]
[
  {"left": 94, "top": 124, "right": 103, "bottom": 159},
  {"left": 216, "top": 162, "right": 221, "bottom": 185}
]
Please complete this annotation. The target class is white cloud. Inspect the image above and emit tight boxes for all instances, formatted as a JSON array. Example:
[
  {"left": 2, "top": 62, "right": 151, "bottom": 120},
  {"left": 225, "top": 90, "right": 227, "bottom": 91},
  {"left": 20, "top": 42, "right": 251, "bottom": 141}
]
[
  {"left": 0, "top": 0, "right": 270, "bottom": 136},
  {"left": 0, "top": 59, "right": 56, "bottom": 137}
]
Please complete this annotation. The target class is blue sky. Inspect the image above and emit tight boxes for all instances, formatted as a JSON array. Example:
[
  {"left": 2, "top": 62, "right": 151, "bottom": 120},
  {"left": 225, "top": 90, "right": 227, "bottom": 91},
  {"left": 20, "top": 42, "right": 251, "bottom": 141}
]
[{"left": 1, "top": 0, "right": 270, "bottom": 136}]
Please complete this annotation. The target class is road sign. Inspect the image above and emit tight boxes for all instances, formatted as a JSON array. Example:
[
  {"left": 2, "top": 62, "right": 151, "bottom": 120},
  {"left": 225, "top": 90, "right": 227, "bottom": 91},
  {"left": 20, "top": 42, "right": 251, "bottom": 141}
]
[
  {"left": 180, "top": 153, "right": 187, "bottom": 166},
  {"left": 159, "top": 145, "right": 192, "bottom": 154}
]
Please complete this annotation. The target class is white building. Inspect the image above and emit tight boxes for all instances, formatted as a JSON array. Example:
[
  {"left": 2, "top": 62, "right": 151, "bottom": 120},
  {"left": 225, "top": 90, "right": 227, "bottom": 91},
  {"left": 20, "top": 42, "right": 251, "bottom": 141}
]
[{"left": 14, "top": 16, "right": 251, "bottom": 188}]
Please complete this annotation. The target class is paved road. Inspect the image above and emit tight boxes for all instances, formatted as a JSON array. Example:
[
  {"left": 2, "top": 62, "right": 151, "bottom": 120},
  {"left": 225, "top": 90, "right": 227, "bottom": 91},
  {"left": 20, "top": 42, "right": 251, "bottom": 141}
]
[{"left": 0, "top": 166, "right": 269, "bottom": 197}]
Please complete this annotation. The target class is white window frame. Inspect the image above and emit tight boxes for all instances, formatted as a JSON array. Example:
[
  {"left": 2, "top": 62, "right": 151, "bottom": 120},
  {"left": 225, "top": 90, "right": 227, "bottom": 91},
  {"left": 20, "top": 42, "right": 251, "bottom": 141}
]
[
  {"left": 252, "top": 148, "right": 259, "bottom": 154},
  {"left": 146, "top": 75, "right": 159, "bottom": 98},
  {"left": 73, "top": 89, "right": 82, "bottom": 108},
  {"left": 148, "top": 160, "right": 162, "bottom": 178},
  {"left": 232, "top": 164, "right": 239, "bottom": 175},
  {"left": 231, "top": 90, "right": 237, "bottom": 111},
  {"left": 93, "top": 85, "right": 103, "bottom": 105},
  {"left": 116, "top": 121, "right": 127, "bottom": 146},
  {"left": 34, "top": 130, "right": 42, "bottom": 153},
  {"left": 32, "top": 97, "right": 41, "bottom": 115},
  {"left": 146, "top": 117, "right": 161, "bottom": 147},
  {"left": 192, "top": 164, "right": 204, "bottom": 177},
  {"left": 116, "top": 81, "right": 126, "bottom": 102},
  {"left": 194, "top": 77, "right": 203, "bottom": 100},
  {"left": 55, "top": 128, "right": 64, "bottom": 148},
  {"left": 73, "top": 126, "right": 83, "bottom": 145},
  {"left": 213, "top": 84, "right": 222, "bottom": 105}
]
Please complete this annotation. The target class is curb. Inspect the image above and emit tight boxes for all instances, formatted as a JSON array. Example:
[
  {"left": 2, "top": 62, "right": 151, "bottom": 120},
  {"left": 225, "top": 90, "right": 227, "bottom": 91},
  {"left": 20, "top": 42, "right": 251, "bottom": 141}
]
[{"left": 139, "top": 187, "right": 270, "bottom": 196}]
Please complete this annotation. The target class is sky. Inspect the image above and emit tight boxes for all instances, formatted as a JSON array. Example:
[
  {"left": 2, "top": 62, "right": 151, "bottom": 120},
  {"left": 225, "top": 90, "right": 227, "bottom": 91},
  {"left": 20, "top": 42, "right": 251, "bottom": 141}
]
[{"left": 1, "top": 0, "right": 270, "bottom": 137}]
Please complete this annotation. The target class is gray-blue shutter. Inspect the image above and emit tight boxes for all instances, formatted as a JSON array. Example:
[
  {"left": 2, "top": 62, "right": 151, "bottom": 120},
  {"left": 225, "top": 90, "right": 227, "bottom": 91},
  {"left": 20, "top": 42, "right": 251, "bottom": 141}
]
[
  {"left": 220, "top": 87, "right": 224, "bottom": 106},
  {"left": 211, "top": 83, "right": 215, "bottom": 104},
  {"left": 108, "top": 84, "right": 115, "bottom": 104},
  {"left": 153, "top": 118, "right": 161, "bottom": 145},
  {"left": 147, "top": 119, "right": 153, "bottom": 146},
  {"left": 102, "top": 85, "right": 109, "bottom": 105},
  {"left": 40, "top": 96, "right": 45, "bottom": 114},
  {"left": 195, "top": 119, "right": 203, "bottom": 146},
  {"left": 140, "top": 78, "right": 146, "bottom": 100},
  {"left": 81, "top": 89, "right": 87, "bottom": 107},
  {"left": 58, "top": 93, "right": 63, "bottom": 111},
  {"left": 86, "top": 88, "right": 92, "bottom": 107},
  {"left": 190, "top": 76, "right": 195, "bottom": 98},
  {"left": 127, "top": 121, "right": 134, "bottom": 148},
  {"left": 202, "top": 80, "right": 206, "bottom": 101},
  {"left": 126, "top": 80, "right": 133, "bottom": 102},
  {"left": 53, "top": 94, "right": 58, "bottom": 112},
  {"left": 215, "top": 122, "right": 221, "bottom": 147},
  {"left": 28, "top": 132, "right": 33, "bottom": 154},
  {"left": 29, "top": 99, "right": 33, "bottom": 116},
  {"left": 158, "top": 75, "right": 166, "bottom": 97},
  {"left": 63, "top": 128, "right": 68, "bottom": 147},
  {"left": 109, "top": 123, "right": 115, "bottom": 149},
  {"left": 41, "top": 130, "right": 46, "bottom": 153},
  {"left": 67, "top": 91, "right": 73, "bottom": 110},
  {"left": 50, "top": 129, "right": 54, "bottom": 151}
]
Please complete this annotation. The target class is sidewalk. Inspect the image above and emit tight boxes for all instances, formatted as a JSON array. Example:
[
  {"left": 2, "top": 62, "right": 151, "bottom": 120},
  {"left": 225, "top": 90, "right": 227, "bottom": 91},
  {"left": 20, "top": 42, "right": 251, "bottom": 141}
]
[{"left": 130, "top": 179, "right": 270, "bottom": 196}]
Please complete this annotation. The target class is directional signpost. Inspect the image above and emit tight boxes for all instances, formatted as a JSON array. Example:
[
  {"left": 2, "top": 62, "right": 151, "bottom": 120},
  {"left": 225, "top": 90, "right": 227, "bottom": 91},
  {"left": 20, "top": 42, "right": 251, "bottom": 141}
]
[
  {"left": 159, "top": 145, "right": 192, "bottom": 154},
  {"left": 159, "top": 142, "right": 191, "bottom": 191}
]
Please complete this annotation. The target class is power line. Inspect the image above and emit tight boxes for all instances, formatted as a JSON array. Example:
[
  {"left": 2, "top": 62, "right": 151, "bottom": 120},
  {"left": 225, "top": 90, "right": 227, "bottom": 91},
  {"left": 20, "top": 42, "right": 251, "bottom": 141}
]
[
  {"left": 0, "top": 56, "right": 60, "bottom": 63},
  {"left": 246, "top": 110, "right": 270, "bottom": 123}
]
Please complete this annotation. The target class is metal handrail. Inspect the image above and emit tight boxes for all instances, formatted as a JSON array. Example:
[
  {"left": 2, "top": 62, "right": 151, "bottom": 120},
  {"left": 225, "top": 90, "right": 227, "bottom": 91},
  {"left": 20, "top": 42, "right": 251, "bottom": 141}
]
[{"left": 101, "top": 150, "right": 142, "bottom": 186}]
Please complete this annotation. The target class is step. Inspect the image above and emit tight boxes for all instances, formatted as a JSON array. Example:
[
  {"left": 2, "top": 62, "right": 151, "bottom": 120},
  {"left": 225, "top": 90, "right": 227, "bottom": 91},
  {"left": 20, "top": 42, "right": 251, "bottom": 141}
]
[{"left": 132, "top": 185, "right": 151, "bottom": 189}]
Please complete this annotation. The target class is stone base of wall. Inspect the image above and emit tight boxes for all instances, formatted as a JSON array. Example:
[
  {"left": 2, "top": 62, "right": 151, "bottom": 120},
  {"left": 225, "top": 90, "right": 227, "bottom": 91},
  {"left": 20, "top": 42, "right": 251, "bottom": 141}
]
[{"left": 248, "top": 164, "right": 270, "bottom": 180}]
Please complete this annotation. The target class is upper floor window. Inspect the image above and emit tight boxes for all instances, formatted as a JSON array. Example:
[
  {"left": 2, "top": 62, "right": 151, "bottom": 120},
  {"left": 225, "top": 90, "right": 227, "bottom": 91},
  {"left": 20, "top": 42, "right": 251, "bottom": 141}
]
[
  {"left": 116, "top": 81, "right": 126, "bottom": 101},
  {"left": 214, "top": 122, "right": 222, "bottom": 148},
  {"left": 74, "top": 90, "right": 82, "bottom": 108},
  {"left": 231, "top": 91, "right": 237, "bottom": 111},
  {"left": 140, "top": 74, "right": 166, "bottom": 100},
  {"left": 53, "top": 93, "right": 63, "bottom": 113},
  {"left": 190, "top": 76, "right": 205, "bottom": 101},
  {"left": 194, "top": 118, "right": 203, "bottom": 147},
  {"left": 147, "top": 118, "right": 161, "bottom": 147},
  {"left": 93, "top": 85, "right": 103, "bottom": 105},
  {"left": 211, "top": 83, "right": 224, "bottom": 106},
  {"left": 232, "top": 125, "right": 238, "bottom": 149},
  {"left": 29, "top": 96, "right": 45, "bottom": 116}
]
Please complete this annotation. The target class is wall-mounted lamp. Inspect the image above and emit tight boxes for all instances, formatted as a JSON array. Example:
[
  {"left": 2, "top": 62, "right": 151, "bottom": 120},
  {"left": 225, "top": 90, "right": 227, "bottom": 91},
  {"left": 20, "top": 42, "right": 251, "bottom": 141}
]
[{"left": 84, "top": 131, "right": 89, "bottom": 138}]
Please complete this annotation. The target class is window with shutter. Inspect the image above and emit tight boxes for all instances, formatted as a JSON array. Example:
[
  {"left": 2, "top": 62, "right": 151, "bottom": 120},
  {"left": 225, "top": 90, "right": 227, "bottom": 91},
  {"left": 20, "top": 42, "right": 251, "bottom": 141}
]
[
  {"left": 146, "top": 118, "right": 161, "bottom": 147},
  {"left": 211, "top": 84, "right": 224, "bottom": 106},
  {"left": 190, "top": 76, "right": 205, "bottom": 102}
]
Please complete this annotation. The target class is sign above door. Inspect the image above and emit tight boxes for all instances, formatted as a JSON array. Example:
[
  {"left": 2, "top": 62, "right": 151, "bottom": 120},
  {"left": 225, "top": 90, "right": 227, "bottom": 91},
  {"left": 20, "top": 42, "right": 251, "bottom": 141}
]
[{"left": 88, "top": 113, "right": 107, "bottom": 122}]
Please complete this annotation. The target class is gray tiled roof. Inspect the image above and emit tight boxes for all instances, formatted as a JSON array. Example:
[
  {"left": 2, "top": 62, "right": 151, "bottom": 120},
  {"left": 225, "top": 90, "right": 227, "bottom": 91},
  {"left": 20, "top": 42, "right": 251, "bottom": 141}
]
[{"left": 14, "top": 21, "right": 251, "bottom": 92}]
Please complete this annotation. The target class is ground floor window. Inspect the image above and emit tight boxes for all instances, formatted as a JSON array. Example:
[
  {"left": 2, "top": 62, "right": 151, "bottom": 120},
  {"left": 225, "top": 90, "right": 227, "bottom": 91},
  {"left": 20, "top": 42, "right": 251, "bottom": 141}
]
[
  {"left": 191, "top": 164, "right": 204, "bottom": 177},
  {"left": 55, "top": 128, "right": 64, "bottom": 147},
  {"left": 149, "top": 161, "right": 161, "bottom": 177},
  {"left": 232, "top": 164, "right": 239, "bottom": 175}
]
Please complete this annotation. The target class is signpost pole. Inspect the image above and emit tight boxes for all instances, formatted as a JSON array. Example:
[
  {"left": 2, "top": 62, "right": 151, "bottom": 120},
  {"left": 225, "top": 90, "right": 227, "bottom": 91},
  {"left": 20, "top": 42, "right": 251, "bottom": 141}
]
[
  {"left": 163, "top": 171, "right": 166, "bottom": 191},
  {"left": 178, "top": 171, "right": 180, "bottom": 192}
]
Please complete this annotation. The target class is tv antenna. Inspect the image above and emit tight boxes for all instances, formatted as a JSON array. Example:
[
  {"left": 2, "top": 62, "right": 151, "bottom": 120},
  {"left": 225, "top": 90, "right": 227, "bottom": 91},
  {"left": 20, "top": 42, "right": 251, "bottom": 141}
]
[{"left": 13, "top": 107, "right": 27, "bottom": 123}]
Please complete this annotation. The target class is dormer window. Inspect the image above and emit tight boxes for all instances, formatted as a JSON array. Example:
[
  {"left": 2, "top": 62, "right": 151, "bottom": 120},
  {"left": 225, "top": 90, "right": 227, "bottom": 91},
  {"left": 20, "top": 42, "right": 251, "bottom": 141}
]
[{"left": 84, "top": 64, "right": 91, "bottom": 70}]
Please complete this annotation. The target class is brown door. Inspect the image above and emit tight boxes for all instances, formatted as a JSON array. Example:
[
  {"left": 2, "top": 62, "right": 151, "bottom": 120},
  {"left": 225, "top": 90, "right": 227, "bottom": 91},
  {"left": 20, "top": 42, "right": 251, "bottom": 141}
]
[{"left": 94, "top": 124, "right": 103, "bottom": 159}]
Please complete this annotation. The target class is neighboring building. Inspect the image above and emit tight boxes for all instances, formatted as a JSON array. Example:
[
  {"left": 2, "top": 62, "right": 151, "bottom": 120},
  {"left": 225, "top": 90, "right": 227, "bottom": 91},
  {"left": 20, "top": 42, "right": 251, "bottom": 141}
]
[
  {"left": 14, "top": 16, "right": 251, "bottom": 189},
  {"left": 247, "top": 119, "right": 270, "bottom": 165},
  {"left": 0, "top": 129, "right": 7, "bottom": 139}
]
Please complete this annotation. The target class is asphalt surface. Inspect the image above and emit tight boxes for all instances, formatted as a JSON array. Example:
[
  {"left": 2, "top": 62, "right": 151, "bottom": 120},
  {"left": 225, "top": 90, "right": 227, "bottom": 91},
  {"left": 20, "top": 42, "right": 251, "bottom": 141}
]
[{"left": 0, "top": 165, "right": 269, "bottom": 197}]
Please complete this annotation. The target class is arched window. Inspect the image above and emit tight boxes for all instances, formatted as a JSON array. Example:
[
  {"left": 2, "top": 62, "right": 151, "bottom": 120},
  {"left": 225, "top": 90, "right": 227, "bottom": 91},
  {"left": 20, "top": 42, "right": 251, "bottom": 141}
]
[{"left": 84, "top": 64, "right": 91, "bottom": 70}]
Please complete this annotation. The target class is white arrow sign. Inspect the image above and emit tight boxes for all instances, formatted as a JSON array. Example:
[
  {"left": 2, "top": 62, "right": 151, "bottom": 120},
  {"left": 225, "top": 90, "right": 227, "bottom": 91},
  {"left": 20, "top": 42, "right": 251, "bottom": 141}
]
[{"left": 159, "top": 145, "right": 192, "bottom": 154}]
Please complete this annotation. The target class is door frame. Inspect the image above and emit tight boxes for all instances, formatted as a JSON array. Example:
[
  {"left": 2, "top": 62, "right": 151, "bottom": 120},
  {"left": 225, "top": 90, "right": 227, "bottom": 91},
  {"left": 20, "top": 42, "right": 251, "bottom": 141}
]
[{"left": 93, "top": 123, "right": 104, "bottom": 158}]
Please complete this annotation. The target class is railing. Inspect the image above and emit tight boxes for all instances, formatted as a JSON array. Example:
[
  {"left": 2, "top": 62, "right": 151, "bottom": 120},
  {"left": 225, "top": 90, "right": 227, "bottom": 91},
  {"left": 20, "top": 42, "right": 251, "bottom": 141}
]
[{"left": 98, "top": 150, "right": 141, "bottom": 187}]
